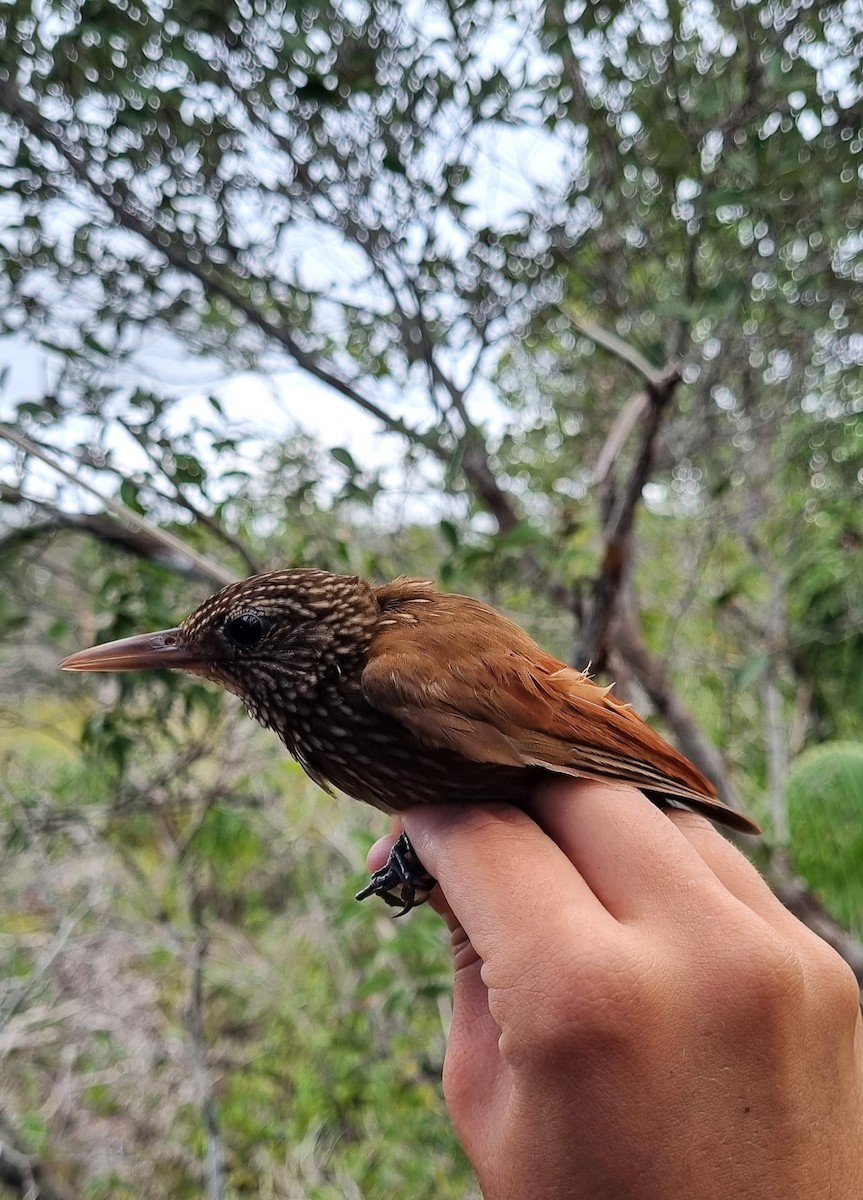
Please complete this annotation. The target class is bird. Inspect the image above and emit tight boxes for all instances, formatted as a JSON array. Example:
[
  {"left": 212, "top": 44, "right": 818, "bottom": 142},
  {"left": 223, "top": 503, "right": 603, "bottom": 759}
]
[{"left": 60, "top": 568, "right": 759, "bottom": 912}]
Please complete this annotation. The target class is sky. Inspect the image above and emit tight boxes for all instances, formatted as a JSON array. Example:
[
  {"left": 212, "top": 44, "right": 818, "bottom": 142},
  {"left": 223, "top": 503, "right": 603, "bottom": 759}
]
[
  {"left": 0, "top": 331, "right": 424, "bottom": 530},
  {"left": 0, "top": 332, "right": 385, "bottom": 461}
]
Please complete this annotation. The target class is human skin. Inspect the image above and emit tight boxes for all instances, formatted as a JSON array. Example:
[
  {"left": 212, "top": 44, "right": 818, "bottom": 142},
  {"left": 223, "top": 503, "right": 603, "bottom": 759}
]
[{"left": 368, "top": 781, "right": 863, "bottom": 1200}]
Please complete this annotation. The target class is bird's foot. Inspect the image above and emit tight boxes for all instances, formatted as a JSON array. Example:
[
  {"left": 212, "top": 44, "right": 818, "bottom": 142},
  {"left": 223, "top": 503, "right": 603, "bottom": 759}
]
[{"left": 355, "top": 832, "right": 437, "bottom": 917}]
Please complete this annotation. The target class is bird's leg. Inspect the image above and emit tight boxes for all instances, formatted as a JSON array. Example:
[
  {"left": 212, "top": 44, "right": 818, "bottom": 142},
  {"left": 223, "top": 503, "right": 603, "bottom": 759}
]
[{"left": 355, "top": 831, "right": 437, "bottom": 917}]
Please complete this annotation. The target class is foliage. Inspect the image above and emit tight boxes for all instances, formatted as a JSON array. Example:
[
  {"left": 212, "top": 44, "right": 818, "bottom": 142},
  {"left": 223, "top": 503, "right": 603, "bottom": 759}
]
[
  {"left": 0, "top": 701, "right": 473, "bottom": 1199},
  {"left": 787, "top": 743, "right": 863, "bottom": 938}
]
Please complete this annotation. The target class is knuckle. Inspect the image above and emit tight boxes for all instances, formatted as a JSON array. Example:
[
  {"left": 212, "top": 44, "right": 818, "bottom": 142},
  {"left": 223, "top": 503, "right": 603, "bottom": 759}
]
[
  {"left": 720, "top": 926, "right": 807, "bottom": 1016},
  {"left": 812, "top": 947, "right": 862, "bottom": 1021},
  {"left": 715, "top": 924, "right": 861, "bottom": 1037},
  {"left": 493, "top": 935, "right": 659, "bottom": 1069}
]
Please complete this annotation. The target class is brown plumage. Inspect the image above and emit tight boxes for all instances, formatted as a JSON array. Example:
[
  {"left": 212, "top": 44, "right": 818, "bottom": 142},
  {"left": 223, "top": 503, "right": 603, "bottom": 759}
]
[{"left": 60, "top": 569, "right": 759, "bottom": 910}]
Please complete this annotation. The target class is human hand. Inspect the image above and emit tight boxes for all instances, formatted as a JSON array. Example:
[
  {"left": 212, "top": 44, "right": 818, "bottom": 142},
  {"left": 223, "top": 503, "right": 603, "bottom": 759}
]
[{"left": 370, "top": 782, "right": 863, "bottom": 1200}]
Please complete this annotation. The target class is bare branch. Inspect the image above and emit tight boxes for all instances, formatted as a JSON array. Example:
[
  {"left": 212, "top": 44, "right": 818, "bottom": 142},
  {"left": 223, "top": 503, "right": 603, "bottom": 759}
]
[
  {"left": 594, "top": 391, "right": 649, "bottom": 487},
  {"left": 570, "top": 364, "right": 754, "bottom": 822},
  {"left": 567, "top": 312, "right": 667, "bottom": 387},
  {"left": 610, "top": 603, "right": 741, "bottom": 809},
  {"left": 459, "top": 441, "right": 521, "bottom": 535},
  {"left": 0, "top": 502, "right": 218, "bottom": 576},
  {"left": 575, "top": 369, "right": 681, "bottom": 666}
]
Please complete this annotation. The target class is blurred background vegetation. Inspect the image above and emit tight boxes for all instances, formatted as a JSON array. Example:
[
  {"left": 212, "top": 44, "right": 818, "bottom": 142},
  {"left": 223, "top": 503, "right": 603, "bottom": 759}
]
[{"left": 0, "top": 0, "right": 861, "bottom": 1195}]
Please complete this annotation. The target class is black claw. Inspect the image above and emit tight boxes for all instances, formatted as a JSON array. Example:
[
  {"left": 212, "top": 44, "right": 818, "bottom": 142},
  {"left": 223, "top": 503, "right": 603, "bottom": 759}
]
[{"left": 356, "top": 831, "right": 437, "bottom": 916}]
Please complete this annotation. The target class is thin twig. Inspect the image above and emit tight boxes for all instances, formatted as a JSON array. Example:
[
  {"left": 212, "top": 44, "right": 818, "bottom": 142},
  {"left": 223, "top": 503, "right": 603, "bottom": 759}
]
[
  {"left": 115, "top": 418, "right": 262, "bottom": 575},
  {"left": 0, "top": 1110, "right": 72, "bottom": 1200},
  {"left": 186, "top": 889, "right": 226, "bottom": 1200},
  {"left": 0, "top": 903, "right": 90, "bottom": 1035},
  {"left": 567, "top": 310, "right": 667, "bottom": 387},
  {"left": 0, "top": 425, "right": 237, "bottom": 587}
]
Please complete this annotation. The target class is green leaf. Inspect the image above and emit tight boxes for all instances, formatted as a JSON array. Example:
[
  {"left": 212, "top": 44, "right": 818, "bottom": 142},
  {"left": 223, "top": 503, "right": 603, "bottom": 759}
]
[
  {"left": 330, "top": 446, "right": 359, "bottom": 474},
  {"left": 119, "top": 479, "right": 145, "bottom": 514},
  {"left": 439, "top": 519, "right": 459, "bottom": 550}
]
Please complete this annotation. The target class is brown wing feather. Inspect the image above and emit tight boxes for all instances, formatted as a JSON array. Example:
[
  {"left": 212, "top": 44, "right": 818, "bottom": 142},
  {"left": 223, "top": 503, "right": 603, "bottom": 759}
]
[{"left": 365, "top": 584, "right": 760, "bottom": 835}]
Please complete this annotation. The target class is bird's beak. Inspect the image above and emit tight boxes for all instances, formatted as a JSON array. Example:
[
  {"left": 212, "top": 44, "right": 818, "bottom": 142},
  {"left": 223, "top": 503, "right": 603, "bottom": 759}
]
[{"left": 59, "top": 629, "right": 205, "bottom": 673}]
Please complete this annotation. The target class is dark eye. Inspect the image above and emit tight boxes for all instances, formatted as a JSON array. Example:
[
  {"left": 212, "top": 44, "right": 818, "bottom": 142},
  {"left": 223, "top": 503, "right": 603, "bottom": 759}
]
[{"left": 224, "top": 612, "right": 267, "bottom": 649}]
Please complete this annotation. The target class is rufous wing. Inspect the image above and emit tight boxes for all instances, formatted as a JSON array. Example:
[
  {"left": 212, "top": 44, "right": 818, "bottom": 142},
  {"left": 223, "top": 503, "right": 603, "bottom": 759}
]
[{"left": 362, "top": 595, "right": 759, "bottom": 836}]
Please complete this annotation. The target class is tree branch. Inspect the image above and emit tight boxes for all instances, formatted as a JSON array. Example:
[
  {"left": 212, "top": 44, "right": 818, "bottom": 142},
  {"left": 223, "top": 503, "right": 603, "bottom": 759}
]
[
  {"left": 575, "top": 368, "right": 681, "bottom": 667},
  {"left": 571, "top": 362, "right": 753, "bottom": 821},
  {"left": 594, "top": 390, "right": 650, "bottom": 487},
  {"left": 115, "top": 420, "right": 262, "bottom": 575},
  {"left": 611, "top": 603, "right": 740, "bottom": 809},
  {"left": 0, "top": 1112, "right": 71, "bottom": 1200},
  {"left": 0, "top": 78, "right": 442, "bottom": 462},
  {"left": 0, "top": 425, "right": 237, "bottom": 587},
  {"left": 0, "top": 504, "right": 218, "bottom": 577},
  {"left": 459, "top": 440, "right": 521, "bottom": 535},
  {"left": 567, "top": 311, "right": 667, "bottom": 387}
]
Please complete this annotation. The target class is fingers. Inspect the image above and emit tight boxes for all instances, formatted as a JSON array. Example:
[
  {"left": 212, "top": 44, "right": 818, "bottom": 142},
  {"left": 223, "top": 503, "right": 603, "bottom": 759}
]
[
  {"left": 531, "top": 782, "right": 801, "bottom": 940},
  {"left": 367, "top": 782, "right": 777, "bottom": 940},
  {"left": 400, "top": 804, "right": 615, "bottom": 982},
  {"left": 366, "top": 830, "right": 401, "bottom": 875},
  {"left": 445, "top": 929, "right": 503, "bottom": 1073},
  {"left": 665, "top": 810, "right": 805, "bottom": 933},
  {"left": 366, "top": 827, "right": 504, "bottom": 1115},
  {"left": 367, "top": 828, "right": 460, "bottom": 930},
  {"left": 530, "top": 780, "right": 734, "bottom": 923},
  {"left": 442, "top": 942, "right": 511, "bottom": 1150}
]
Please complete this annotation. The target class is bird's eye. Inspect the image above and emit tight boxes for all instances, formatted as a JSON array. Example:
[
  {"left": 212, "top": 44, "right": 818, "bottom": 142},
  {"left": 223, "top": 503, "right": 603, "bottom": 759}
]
[{"left": 224, "top": 612, "right": 267, "bottom": 649}]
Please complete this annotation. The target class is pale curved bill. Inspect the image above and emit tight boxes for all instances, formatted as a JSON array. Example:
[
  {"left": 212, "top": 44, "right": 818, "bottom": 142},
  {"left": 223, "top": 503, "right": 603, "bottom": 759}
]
[{"left": 59, "top": 629, "right": 203, "bottom": 672}]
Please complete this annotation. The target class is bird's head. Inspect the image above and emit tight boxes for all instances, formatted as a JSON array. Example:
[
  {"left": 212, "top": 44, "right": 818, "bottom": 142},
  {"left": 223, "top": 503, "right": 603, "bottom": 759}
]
[{"left": 60, "top": 569, "right": 379, "bottom": 718}]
